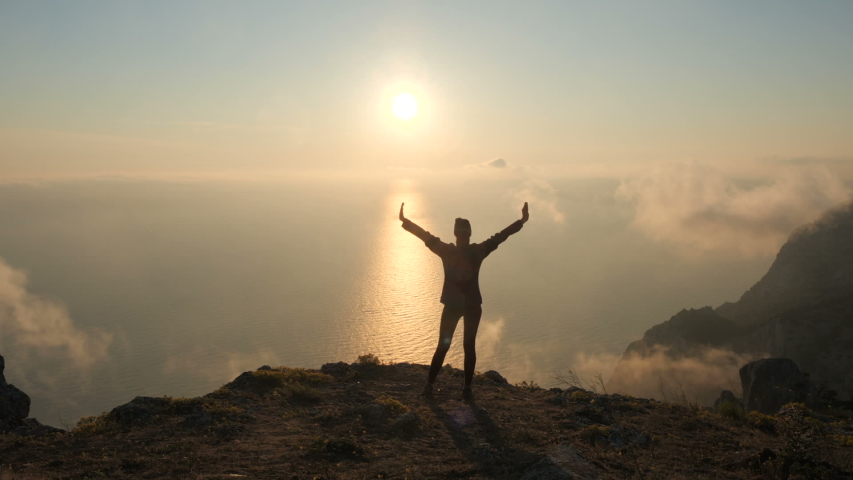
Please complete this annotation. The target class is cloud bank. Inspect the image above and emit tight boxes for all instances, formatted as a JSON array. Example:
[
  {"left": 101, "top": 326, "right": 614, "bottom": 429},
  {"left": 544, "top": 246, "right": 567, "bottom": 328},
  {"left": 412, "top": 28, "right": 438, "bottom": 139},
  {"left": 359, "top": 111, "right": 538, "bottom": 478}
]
[
  {"left": 602, "top": 346, "right": 763, "bottom": 405},
  {"left": 0, "top": 258, "right": 111, "bottom": 369},
  {"left": 512, "top": 178, "right": 565, "bottom": 224},
  {"left": 617, "top": 162, "right": 851, "bottom": 256}
]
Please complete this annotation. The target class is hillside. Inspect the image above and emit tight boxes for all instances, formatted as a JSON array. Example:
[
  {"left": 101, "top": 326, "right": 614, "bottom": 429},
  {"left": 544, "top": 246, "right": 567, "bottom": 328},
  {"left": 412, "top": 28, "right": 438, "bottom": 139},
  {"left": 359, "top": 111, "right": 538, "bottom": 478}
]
[
  {"left": 2, "top": 359, "right": 853, "bottom": 479},
  {"left": 608, "top": 201, "right": 853, "bottom": 402},
  {"left": 716, "top": 202, "right": 853, "bottom": 328}
]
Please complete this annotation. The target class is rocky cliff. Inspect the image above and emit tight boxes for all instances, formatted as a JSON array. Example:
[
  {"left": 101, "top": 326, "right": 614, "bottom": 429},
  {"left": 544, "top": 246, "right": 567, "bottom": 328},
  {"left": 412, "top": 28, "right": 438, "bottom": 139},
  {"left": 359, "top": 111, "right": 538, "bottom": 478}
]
[
  {"left": 608, "top": 201, "right": 853, "bottom": 402},
  {"left": 717, "top": 202, "right": 853, "bottom": 327},
  {"left": 0, "top": 354, "right": 30, "bottom": 430}
]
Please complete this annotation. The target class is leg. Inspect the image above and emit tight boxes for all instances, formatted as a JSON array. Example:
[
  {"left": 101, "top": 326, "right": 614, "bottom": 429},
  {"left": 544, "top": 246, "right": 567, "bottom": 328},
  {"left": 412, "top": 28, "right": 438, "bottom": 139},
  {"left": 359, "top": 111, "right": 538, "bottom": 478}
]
[
  {"left": 427, "top": 305, "right": 463, "bottom": 384},
  {"left": 462, "top": 304, "right": 483, "bottom": 386}
]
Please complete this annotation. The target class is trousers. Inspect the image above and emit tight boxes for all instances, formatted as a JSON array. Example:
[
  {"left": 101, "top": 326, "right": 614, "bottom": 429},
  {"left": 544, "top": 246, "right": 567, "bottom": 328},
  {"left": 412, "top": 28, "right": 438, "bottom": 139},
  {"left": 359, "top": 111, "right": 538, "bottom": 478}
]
[{"left": 427, "top": 303, "right": 483, "bottom": 386}]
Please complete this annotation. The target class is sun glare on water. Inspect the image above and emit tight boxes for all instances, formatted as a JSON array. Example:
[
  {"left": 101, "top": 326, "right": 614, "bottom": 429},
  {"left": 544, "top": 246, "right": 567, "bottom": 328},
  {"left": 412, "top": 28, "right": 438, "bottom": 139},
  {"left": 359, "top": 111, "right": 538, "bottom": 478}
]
[{"left": 392, "top": 93, "right": 419, "bottom": 120}]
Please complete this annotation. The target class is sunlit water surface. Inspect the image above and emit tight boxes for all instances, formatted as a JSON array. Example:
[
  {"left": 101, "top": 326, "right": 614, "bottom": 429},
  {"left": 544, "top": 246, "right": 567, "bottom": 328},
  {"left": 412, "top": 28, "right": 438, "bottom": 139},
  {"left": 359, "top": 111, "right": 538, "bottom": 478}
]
[{"left": 0, "top": 177, "right": 773, "bottom": 424}]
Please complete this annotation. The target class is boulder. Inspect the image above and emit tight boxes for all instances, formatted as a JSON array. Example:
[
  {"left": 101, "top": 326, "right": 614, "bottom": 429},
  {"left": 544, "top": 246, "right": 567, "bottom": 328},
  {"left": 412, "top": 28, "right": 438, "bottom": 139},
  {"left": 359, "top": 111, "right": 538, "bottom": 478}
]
[
  {"left": 713, "top": 390, "right": 743, "bottom": 409},
  {"left": 108, "top": 396, "right": 172, "bottom": 426},
  {"left": 483, "top": 370, "right": 508, "bottom": 384},
  {"left": 14, "top": 417, "right": 65, "bottom": 437},
  {"left": 0, "top": 355, "right": 31, "bottom": 432},
  {"left": 320, "top": 362, "right": 351, "bottom": 377},
  {"left": 740, "top": 358, "right": 817, "bottom": 414}
]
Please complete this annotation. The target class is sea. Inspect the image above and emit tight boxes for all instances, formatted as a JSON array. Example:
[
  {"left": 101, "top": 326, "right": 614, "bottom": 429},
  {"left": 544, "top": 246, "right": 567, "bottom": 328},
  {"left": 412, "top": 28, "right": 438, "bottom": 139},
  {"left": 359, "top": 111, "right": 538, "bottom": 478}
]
[{"left": 0, "top": 174, "right": 773, "bottom": 425}]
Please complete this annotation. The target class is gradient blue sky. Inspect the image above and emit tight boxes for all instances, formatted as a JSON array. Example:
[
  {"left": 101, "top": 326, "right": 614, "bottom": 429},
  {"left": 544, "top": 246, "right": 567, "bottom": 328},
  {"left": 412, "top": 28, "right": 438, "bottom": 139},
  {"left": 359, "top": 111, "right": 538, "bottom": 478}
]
[{"left": 2, "top": 1, "right": 852, "bottom": 175}]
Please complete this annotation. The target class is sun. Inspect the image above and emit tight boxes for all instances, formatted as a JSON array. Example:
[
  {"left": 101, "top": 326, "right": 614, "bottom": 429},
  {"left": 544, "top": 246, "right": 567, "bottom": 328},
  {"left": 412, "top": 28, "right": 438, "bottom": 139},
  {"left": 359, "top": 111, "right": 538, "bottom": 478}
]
[{"left": 392, "top": 92, "right": 419, "bottom": 120}]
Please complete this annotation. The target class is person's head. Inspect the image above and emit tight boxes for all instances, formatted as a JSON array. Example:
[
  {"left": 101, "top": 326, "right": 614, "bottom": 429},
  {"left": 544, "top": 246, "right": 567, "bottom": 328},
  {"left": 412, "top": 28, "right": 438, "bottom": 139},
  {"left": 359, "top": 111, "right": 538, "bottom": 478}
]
[{"left": 454, "top": 218, "right": 472, "bottom": 239}]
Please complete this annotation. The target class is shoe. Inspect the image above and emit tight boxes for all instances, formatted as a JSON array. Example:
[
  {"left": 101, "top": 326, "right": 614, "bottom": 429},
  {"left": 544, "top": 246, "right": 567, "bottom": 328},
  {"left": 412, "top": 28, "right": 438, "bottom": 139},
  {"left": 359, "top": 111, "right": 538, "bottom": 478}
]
[
  {"left": 420, "top": 383, "right": 434, "bottom": 397},
  {"left": 462, "top": 386, "right": 474, "bottom": 401}
]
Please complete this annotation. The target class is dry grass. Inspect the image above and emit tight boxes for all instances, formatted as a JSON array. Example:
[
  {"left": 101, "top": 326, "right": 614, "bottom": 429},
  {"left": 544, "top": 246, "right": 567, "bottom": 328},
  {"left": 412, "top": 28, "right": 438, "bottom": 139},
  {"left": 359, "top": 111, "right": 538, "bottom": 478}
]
[{"left": 2, "top": 361, "right": 852, "bottom": 479}]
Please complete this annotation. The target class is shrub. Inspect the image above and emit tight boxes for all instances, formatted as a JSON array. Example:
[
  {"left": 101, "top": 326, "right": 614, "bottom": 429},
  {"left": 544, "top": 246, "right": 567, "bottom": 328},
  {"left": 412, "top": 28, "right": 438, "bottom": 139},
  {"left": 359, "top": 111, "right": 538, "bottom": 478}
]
[
  {"left": 515, "top": 380, "right": 540, "bottom": 391},
  {"left": 375, "top": 395, "right": 409, "bottom": 415},
  {"left": 203, "top": 402, "right": 244, "bottom": 418},
  {"left": 356, "top": 354, "right": 382, "bottom": 367},
  {"left": 717, "top": 401, "right": 747, "bottom": 422},
  {"left": 311, "top": 436, "right": 368, "bottom": 457},
  {"left": 211, "top": 386, "right": 231, "bottom": 397},
  {"left": 579, "top": 425, "right": 611, "bottom": 445},
  {"left": 275, "top": 383, "right": 324, "bottom": 402},
  {"left": 73, "top": 413, "right": 116, "bottom": 437},
  {"left": 778, "top": 404, "right": 822, "bottom": 470},
  {"left": 251, "top": 368, "right": 332, "bottom": 389},
  {"left": 747, "top": 411, "right": 777, "bottom": 433},
  {"left": 570, "top": 390, "right": 592, "bottom": 402},
  {"left": 167, "top": 397, "right": 206, "bottom": 414},
  {"left": 780, "top": 402, "right": 814, "bottom": 418}
]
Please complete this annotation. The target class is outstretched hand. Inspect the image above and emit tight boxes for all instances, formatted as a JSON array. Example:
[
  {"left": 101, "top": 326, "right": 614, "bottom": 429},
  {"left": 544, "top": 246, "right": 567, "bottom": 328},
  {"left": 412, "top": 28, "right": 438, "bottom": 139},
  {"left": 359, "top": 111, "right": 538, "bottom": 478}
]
[
  {"left": 521, "top": 202, "right": 529, "bottom": 223},
  {"left": 399, "top": 202, "right": 406, "bottom": 222}
]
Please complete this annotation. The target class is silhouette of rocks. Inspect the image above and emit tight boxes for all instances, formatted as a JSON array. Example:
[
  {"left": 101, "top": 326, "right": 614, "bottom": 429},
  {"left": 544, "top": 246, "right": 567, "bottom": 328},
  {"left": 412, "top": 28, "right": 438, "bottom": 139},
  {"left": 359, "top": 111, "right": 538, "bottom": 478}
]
[
  {"left": 0, "top": 355, "right": 31, "bottom": 432},
  {"left": 740, "top": 358, "right": 817, "bottom": 414},
  {"left": 717, "top": 202, "right": 853, "bottom": 327},
  {"left": 321, "top": 362, "right": 351, "bottom": 377},
  {"left": 619, "top": 307, "right": 742, "bottom": 359},
  {"left": 483, "top": 370, "right": 508, "bottom": 384},
  {"left": 108, "top": 396, "right": 172, "bottom": 426},
  {"left": 13, "top": 417, "right": 64, "bottom": 437},
  {"left": 713, "top": 389, "right": 743, "bottom": 409}
]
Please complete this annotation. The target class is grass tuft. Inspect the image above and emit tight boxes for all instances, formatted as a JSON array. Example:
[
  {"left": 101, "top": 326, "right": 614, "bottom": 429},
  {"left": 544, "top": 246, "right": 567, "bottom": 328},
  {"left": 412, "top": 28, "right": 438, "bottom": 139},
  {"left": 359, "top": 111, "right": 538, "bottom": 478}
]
[
  {"left": 72, "top": 413, "right": 116, "bottom": 437},
  {"left": 747, "top": 411, "right": 777, "bottom": 433},
  {"left": 717, "top": 401, "right": 747, "bottom": 422},
  {"left": 274, "top": 383, "right": 324, "bottom": 402},
  {"left": 375, "top": 395, "right": 409, "bottom": 415}
]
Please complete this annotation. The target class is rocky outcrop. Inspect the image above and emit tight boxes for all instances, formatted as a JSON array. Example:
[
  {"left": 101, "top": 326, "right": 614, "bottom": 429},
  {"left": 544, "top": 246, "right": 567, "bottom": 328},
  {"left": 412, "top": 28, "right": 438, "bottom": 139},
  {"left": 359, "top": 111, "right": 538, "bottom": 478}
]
[
  {"left": 729, "top": 297, "right": 853, "bottom": 400},
  {"left": 713, "top": 390, "right": 742, "bottom": 409},
  {"left": 619, "top": 307, "right": 742, "bottom": 359},
  {"left": 0, "top": 354, "right": 31, "bottom": 432},
  {"left": 609, "top": 201, "right": 853, "bottom": 403},
  {"left": 716, "top": 202, "right": 853, "bottom": 327},
  {"left": 739, "top": 358, "right": 817, "bottom": 414},
  {"left": 606, "top": 308, "right": 754, "bottom": 405}
]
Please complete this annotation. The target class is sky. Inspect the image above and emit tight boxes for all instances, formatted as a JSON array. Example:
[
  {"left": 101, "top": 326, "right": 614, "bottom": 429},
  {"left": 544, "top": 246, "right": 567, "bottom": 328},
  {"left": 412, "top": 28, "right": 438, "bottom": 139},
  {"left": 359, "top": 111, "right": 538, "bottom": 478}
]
[{"left": 2, "top": 1, "right": 853, "bottom": 177}]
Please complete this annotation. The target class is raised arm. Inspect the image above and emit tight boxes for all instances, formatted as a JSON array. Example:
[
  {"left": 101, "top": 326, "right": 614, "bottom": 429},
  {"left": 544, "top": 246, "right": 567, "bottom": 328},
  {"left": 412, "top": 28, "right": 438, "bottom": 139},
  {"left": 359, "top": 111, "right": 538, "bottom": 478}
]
[
  {"left": 482, "top": 202, "right": 528, "bottom": 255},
  {"left": 399, "top": 203, "right": 447, "bottom": 255}
]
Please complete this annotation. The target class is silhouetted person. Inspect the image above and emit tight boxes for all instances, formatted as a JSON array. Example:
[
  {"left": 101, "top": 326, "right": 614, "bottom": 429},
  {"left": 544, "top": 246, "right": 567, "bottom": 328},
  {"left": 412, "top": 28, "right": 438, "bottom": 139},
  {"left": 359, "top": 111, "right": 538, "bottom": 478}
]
[{"left": 399, "top": 201, "right": 529, "bottom": 399}]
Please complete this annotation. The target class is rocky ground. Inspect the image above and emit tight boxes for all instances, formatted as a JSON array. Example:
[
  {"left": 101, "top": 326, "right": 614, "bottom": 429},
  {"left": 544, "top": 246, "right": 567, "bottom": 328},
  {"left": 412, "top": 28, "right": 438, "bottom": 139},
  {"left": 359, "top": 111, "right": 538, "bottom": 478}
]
[{"left": 2, "top": 357, "right": 853, "bottom": 480}]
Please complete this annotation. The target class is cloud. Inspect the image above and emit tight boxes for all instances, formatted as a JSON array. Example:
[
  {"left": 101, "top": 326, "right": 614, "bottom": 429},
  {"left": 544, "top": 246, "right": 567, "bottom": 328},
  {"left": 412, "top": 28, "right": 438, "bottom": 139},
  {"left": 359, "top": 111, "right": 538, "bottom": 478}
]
[
  {"left": 487, "top": 158, "right": 507, "bottom": 168},
  {"left": 601, "top": 346, "right": 763, "bottom": 405},
  {"left": 0, "top": 258, "right": 112, "bottom": 368},
  {"left": 759, "top": 156, "right": 853, "bottom": 167},
  {"left": 617, "top": 162, "right": 851, "bottom": 256},
  {"left": 476, "top": 317, "right": 506, "bottom": 362},
  {"left": 512, "top": 178, "right": 565, "bottom": 224}
]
